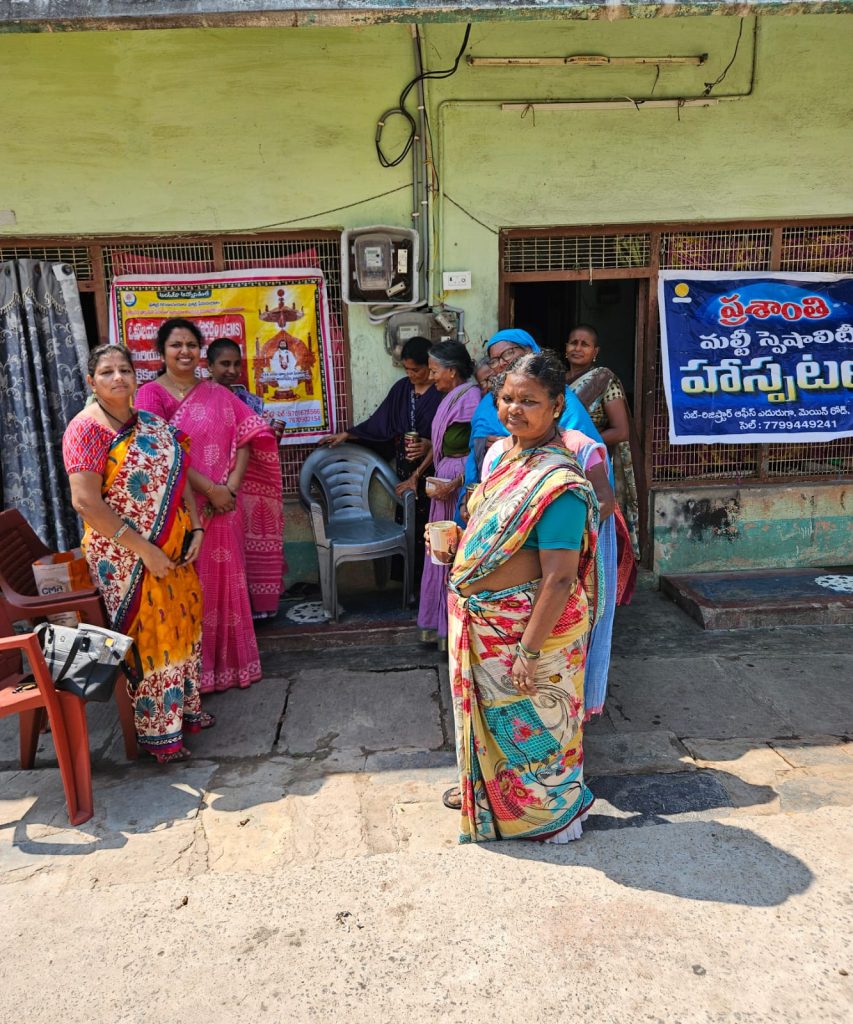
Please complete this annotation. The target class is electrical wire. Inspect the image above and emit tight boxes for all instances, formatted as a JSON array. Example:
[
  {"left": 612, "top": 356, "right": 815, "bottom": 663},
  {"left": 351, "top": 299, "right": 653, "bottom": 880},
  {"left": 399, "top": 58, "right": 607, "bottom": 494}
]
[
  {"left": 376, "top": 23, "right": 472, "bottom": 168},
  {"left": 444, "top": 193, "right": 500, "bottom": 236},
  {"left": 703, "top": 18, "right": 744, "bottom": 97},
  {"left": 237, "top": 184, "right": 411, "bottom": 232}
]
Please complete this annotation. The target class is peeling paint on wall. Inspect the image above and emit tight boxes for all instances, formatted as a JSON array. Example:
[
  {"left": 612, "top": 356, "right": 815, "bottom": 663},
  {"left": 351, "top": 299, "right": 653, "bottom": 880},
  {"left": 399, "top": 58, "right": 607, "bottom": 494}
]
[
  {"left": 656, "top": 494, "right": 741, "bottom": 543},
  {"left": 653, "top": 483, "right": 852, "bottom": 574}
]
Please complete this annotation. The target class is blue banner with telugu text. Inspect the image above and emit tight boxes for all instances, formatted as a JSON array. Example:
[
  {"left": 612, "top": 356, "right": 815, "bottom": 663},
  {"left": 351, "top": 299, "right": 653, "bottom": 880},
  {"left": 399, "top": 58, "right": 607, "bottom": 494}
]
[{"left": 658, "top": 271, "right": 853, "bottom": 445}]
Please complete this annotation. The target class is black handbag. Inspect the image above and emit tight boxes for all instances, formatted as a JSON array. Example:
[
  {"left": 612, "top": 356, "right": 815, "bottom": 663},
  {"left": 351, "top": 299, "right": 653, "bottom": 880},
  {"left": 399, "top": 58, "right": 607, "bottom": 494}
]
[{"left": 35, "top": 622, "right": 143, "bottom": 703}]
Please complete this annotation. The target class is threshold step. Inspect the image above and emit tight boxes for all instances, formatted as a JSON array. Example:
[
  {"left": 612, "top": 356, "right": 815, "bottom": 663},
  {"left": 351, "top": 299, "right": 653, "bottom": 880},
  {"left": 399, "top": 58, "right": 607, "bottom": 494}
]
[{"left": 660, "top": 566, "right": 853, "bottom": 630}]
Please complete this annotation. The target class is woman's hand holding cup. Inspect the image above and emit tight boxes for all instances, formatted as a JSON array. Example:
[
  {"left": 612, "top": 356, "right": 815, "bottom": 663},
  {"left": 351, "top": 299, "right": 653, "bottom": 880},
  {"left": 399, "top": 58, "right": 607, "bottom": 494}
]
[{"left": 426, "top": 521, "right": 461, "bottom": 565}]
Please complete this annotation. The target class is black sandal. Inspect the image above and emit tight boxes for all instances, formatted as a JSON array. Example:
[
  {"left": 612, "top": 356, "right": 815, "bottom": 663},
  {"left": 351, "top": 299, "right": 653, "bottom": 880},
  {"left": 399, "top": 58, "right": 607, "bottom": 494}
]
[{"left": 442, "top": 786, "right": 462, "bottom": 810}]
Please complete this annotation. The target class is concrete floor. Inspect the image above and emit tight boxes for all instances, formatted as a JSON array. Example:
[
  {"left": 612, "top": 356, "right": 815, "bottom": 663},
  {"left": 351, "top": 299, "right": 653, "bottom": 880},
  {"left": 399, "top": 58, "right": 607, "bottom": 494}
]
[{"left": 0, "top": 590, "right": 850, "bottom": 1023}]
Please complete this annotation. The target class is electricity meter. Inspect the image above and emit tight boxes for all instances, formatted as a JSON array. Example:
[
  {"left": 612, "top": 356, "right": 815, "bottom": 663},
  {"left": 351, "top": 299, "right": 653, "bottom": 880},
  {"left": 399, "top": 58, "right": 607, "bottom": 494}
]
[
  {"left": 384, "top": 308, "right": 463, "bottom": 361},
  {"left": 353, "top": 234, "right": 394, "bottom": 293},
  {"left": 341, "top": 226, "right": 419, "bottom": 305}
]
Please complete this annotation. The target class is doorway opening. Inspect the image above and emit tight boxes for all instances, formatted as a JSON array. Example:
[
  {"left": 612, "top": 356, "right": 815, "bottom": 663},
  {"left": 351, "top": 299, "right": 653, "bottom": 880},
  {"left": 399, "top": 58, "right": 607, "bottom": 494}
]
[{"left": 510, "top": 278, "right": 639, "bottom": 409}]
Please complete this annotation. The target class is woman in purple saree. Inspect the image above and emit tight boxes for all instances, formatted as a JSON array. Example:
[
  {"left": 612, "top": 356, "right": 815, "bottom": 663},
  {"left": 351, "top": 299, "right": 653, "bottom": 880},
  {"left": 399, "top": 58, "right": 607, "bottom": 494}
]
[{"left": 413, "top": 342, "right": 480, "bottom": 647}]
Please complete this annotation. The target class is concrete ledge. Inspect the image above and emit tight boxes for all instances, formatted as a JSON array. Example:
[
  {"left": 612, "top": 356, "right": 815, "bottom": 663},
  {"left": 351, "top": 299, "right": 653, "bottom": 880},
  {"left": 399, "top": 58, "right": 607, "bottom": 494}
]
[{"left": 661, "top": 566, "right": 853, "bottom": 630}]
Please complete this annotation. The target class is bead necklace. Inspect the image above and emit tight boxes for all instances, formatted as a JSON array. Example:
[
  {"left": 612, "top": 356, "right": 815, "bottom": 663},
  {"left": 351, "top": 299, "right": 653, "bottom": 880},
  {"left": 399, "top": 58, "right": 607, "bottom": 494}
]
[{"left": 96, "top": 400, "right": 131, "bottom": 431}]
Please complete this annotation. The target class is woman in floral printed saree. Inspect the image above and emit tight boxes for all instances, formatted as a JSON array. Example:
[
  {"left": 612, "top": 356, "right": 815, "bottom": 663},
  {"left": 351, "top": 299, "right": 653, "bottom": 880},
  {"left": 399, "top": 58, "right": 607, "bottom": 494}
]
[
  {"left": 445, "top": 350, "right": 604, "bottom": 844},
  {"left": 64, "top": 345, "right": 207, "bottom": 763}
]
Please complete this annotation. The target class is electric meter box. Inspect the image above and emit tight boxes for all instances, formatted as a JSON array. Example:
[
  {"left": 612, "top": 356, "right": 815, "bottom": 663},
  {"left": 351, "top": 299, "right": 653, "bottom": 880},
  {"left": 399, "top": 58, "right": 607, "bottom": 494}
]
[
  {"left": 341, "top": 226, "right": 419, "bottom": 305},
  {"left": 385, "top": 309, "right": 461, "bottom": 362}
]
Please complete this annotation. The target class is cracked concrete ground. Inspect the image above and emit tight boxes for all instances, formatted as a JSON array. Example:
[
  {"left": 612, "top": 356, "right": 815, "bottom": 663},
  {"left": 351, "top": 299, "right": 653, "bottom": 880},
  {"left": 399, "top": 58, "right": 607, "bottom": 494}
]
[{"left": 0, "top": 590, "right": 851, "bottom": 1023}]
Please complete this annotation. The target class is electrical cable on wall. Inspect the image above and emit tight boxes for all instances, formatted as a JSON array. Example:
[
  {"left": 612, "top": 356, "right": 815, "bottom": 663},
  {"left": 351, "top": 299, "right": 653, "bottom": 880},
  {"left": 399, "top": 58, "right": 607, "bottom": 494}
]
[
  {"left": 240, "top": 184, "right": 411, "bottom": 232},
  {"left": 375, "top": 23, "right": 472, "bottom": 168},
  {"left": 703, "top": 18, "right": 744, "bottom": 96}
]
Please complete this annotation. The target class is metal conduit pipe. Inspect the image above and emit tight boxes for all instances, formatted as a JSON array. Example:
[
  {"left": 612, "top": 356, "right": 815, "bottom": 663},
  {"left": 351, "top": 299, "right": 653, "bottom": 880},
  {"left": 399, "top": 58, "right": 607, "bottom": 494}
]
[
  {"left": 414, "top": 24, "right": 431, "bottom": 307},
  {"left": 434, "top": 17, "right": 759, "bottom": 298}
]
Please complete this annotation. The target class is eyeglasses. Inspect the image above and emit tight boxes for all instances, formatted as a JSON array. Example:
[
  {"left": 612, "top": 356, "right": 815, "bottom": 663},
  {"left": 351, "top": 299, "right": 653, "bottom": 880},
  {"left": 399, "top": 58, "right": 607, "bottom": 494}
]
[{"left": 487, "top": 345, "right": 524, "bottom": 369}]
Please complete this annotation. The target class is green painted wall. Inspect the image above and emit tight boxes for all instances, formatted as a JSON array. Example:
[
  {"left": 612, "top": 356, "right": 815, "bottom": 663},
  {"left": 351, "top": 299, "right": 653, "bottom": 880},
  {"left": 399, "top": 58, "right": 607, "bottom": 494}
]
[
  {"left": 652, "top": 483, "right": 852, "bottom": 574},
  {"left": 1, "top": 15, "right": 851, "bottom": 581},
  {"left": 2, "top": 16, "right": 851, "bottom": 409}
]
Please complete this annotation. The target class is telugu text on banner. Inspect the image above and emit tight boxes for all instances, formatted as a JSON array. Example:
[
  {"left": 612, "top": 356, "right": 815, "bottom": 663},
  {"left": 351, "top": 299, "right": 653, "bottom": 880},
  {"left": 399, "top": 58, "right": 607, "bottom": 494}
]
[
  {"left": 658, "top": 271, "right": 853, "bottom": 445},
  {"left": 109, "top": 269, "right": 337, "bottom": 445}
]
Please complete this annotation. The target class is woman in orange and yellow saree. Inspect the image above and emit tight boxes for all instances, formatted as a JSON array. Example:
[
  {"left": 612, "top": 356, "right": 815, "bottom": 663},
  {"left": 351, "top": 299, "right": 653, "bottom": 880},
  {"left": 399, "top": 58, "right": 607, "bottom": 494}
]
[
  {"left": 64, "top": 345, "right": 208, "bottom": 764},
  {"left": 446, "top": 351, "right": 604, "bottom": 844}
]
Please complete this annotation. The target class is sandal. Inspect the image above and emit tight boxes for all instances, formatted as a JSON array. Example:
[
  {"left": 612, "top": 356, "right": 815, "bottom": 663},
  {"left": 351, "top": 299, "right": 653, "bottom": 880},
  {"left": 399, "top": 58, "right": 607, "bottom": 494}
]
[
  {"left": 152, "top": 747, "right": 192, "bottom": 765},
  {"left": 184, "top": 711, "right": 216, "bottom": 734},
  {"left": 442, "top": 786, "right": 462, "bottom": 811}
]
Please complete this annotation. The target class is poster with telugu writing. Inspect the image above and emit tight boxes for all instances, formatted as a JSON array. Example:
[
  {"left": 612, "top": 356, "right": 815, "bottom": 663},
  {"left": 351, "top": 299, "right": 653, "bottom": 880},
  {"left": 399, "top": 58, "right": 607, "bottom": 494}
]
[
  {"left": 658, "top": 271, "right": 853, "bottom": 444},
  {"left": 109, "top": 269, "right": 337, "bottom": 444}
]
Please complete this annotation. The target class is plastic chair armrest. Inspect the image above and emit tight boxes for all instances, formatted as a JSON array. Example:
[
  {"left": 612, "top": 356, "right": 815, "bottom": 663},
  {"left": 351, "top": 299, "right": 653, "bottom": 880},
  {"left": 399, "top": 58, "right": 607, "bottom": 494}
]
[
  {"left": 0, "top": 632, "right": 34, "bottom": 653},
  {"left": 401, "top": 488, "right": 416, "bottom": 535},
  {"left": 308, "top": 500, "right": 330, "bottom": 548},
  {"left": 0, "top": 632, "right": 56, "bottom": 696}
]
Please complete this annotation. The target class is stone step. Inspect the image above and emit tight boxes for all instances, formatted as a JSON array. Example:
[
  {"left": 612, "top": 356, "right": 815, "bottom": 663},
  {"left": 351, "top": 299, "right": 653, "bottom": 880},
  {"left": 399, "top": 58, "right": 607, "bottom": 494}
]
[{"left": 661, "top": 565, "right": 853, "bottom": 629}]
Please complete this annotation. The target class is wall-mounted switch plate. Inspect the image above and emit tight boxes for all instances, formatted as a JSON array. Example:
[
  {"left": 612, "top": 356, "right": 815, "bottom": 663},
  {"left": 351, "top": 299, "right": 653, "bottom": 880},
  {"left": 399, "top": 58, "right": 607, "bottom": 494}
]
[{"left": 443, "top": 271, "right": 472, "bottom": 290}]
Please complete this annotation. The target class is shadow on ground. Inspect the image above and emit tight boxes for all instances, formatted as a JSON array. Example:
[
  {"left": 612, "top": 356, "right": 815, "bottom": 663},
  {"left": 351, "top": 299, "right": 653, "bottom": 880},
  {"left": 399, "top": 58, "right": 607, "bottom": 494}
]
[{"left": 482, "top": 817, "right": 814, "bottom": 907}]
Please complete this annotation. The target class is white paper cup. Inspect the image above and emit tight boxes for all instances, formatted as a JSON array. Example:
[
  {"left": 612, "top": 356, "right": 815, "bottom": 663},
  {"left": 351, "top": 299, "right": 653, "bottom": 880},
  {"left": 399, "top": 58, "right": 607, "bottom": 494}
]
[
  {"left": 424, "top": 476, "right": 452, "bottom": 498},
  {"left": 428, "top": 520, "right": 458, "bottom": 566}
]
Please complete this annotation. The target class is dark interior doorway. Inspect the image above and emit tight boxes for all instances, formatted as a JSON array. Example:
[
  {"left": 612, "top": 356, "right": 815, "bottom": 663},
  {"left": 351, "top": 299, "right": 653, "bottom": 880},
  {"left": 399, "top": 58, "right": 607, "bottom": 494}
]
[
  {"left": 80, "top": 291, "right": 100, "bottom": 347},
  {"left": 511, "top": 279, "right": 639, "bottom": 407}
]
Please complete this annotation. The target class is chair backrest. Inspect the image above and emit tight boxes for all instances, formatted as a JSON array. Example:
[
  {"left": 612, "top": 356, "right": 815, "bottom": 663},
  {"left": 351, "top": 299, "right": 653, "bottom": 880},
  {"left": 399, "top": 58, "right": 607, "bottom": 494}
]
[
  {"left": 298, "top": 444, "right": 398, "bottom": 523},
  {"left": 0, "top": 509, "right": 53, "bottom": 599}
]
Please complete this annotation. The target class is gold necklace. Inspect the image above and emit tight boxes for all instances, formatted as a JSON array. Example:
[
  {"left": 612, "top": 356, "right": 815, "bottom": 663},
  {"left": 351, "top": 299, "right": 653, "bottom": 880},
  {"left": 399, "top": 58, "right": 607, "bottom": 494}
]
[{"left": 164, "top": 372, "right": 196, "bottom": 399}]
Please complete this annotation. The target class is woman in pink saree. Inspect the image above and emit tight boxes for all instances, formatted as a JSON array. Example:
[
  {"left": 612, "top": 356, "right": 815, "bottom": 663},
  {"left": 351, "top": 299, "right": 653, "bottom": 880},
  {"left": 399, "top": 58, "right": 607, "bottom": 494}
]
[
  {"left": 136, "top": 318, "right": 273, "bottom": 692},
  {"left": 410, "top": 342, "right": 480, "bottom": 648},
  {"left": 206, "top": 337, "right": 286, "bottom": 620}
]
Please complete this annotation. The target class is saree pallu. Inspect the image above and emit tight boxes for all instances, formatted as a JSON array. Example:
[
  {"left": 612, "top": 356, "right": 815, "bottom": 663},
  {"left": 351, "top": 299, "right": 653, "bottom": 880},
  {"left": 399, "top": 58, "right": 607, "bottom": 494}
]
[
  {"left": 82, "top": 411, "right": 202, "bottom": 755},
  {"left": 135, "top": 380, "right": 266, "bottom": 692},
  {"left": 232, "top": 385, "right": 287, "bottom": 616},
  {"left": 482, "top": 431, "right": 615, "bottom": 717},
  {"left": 417, "top": 380, "right": 481, "bottom": 638},
  {"left": 240, "top": 435, "right": 285, "bottom": 618},
  {"left": 569, "top": 366, "right": 641, "bottom": 562},
  {"left": 449, "top": 442, "right": 604, "bottom": 843}
]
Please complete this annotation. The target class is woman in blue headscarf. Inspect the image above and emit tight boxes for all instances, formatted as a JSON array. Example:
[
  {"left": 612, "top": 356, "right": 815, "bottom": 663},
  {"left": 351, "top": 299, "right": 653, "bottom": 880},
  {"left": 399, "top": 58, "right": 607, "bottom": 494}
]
[{"left": 457, "top": 328, "right": 616, "bottom": 721}]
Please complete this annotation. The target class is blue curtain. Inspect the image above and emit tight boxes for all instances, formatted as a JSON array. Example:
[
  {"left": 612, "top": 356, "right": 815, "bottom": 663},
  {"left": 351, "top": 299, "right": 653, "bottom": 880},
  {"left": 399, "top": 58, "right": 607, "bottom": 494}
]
[{"left": 0, "top": 260, "right": 89, "bottom": 549}]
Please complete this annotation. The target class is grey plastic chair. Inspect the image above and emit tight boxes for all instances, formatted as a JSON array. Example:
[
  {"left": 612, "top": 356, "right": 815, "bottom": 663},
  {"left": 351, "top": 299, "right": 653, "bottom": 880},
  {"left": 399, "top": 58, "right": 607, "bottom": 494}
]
[{"left": 298, "top": 443, "right": 416, "bottom": 622}]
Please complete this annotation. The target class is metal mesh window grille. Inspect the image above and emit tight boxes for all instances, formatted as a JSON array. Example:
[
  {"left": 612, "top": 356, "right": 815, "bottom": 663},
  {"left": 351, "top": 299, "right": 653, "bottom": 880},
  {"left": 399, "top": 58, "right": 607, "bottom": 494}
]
[
  {"left": 0, "top": 245, "right": 94, "bottom": 281},
  {"left": 660, "top": 229, "right": 773, "bottom": 271},
  {"left": 503, "top": 234, "right": 650, "bottom": 273},
  {"left": 223, "top": 236, "right": 349, "bottom": 497},
  {"left": 102, "top": 242, "right": 216, "bottom": 281},
  {"left": 780, "top": 225, "right": 853, "bottom": 273}
]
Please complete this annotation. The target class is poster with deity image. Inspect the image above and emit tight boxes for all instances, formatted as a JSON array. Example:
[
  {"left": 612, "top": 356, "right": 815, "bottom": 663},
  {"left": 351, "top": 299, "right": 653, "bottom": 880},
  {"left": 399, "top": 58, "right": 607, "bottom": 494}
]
[
  {"left": 658, "top": 271, "right": 853, "bottom": 444},
  {"left": 108, "top": 269, "right": 337, "bottom": 444}
]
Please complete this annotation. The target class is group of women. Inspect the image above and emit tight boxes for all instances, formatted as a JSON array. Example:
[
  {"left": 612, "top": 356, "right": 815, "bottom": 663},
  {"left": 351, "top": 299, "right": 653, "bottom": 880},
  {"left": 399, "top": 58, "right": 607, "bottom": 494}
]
[
  {"left": 341, "top": 326, "right": 640, "bottom": 845},
  {"left": 62, "top": 314, "right": 639, "bottom": 847},
  {"left": 63, "top": 320, "right": 284, "bottom": 764}
]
